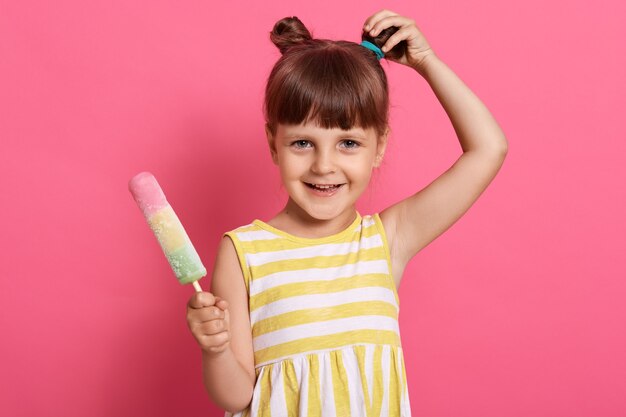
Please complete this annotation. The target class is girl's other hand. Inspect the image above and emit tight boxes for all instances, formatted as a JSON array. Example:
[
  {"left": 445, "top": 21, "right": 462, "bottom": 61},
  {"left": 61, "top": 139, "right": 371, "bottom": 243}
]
[
  {"left": 187, "top": 291, "right": 231, "bottom": 355},
  {"left": 363, "top": 9, "right": 435, "bottom": 72}
]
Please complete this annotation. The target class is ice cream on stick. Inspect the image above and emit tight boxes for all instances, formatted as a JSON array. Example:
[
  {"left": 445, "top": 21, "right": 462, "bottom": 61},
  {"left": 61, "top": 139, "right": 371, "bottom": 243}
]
[{"left": 129, "top": 172, "right": 205, "bottom": 292}]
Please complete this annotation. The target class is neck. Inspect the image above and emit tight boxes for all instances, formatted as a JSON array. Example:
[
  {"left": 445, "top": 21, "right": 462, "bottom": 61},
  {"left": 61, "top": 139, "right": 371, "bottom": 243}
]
[{"left": 273, "top": 199, "right": 358, "bottom": 238}]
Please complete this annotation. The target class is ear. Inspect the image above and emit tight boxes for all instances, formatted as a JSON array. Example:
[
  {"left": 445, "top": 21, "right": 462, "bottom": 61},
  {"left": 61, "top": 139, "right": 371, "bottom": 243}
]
[
  {"left": 373, "top": 127, "right": 390, "bottom": 168},
  {"left": 265, "top": 123, "right": 279, "bottom": 165}
]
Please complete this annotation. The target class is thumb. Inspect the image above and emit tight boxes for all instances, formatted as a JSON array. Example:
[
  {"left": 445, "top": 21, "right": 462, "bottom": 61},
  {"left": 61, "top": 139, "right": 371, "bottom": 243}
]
[
  {"left": 214, "top": 296, "right": 229, "bottom": 311},
  {"left": 214, "top": 297, "right": 231, "bottom": 326}
]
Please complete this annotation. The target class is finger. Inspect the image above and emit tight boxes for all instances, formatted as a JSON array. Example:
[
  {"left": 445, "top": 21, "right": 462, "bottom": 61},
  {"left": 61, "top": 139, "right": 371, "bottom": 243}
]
[
  {"left": 368, "top": 15, "right": 414, "bottom": 37},
  {"left": 200, "top": 318, "right": 227, "bottom": 335},
  {"left": 196, "top": 306, "right": 225, "bottom": 322},
  {"left": 216, "top": 299, "right": 229, "bottom": 311},
  {"left": 200, "top": 330, "right": 230, "bottom": 347},
  {"left": 363, "top": 9, "right": 398, "bottom": 31},
  {"left": 381, "top": 25, "right": 418, "bottom": 52},
  {"left": 214, "top": 296, "right": 229, "bottom": 309},
  {"left": 188, "top": 291, "right": 216, "bottom": 309}
]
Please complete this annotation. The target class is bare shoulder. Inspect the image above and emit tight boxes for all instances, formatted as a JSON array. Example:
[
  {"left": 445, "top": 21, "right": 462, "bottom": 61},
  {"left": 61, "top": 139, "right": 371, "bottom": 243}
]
[{"left": 210, "top": 235, "right": 255, "bottom": 384}]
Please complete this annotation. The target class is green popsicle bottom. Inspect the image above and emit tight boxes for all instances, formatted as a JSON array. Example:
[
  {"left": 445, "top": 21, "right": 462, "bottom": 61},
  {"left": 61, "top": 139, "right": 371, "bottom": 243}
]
[{"left": 165, "top": 244, "right": 207, "bottom": 284}]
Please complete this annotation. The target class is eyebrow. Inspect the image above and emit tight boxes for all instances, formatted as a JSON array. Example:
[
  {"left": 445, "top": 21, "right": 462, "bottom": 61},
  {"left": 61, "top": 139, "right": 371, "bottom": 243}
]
[{"left": 283, "top": 130, "right": 368, "bottom": 140}]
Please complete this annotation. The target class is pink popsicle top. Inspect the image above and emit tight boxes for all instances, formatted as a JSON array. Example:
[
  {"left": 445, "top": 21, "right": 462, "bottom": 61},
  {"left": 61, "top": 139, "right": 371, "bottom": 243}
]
[{"left": 128, "top": 172, "right": 169, "bottom": 217}]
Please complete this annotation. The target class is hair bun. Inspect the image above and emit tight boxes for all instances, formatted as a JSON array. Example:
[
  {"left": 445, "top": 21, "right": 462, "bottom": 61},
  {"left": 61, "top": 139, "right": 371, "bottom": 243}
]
[
  {"left": 270, "top": 16, "right": 313, "bottom": 54},
  {"left": 361, "top": 25, "right": 406, "bottom": 61}
]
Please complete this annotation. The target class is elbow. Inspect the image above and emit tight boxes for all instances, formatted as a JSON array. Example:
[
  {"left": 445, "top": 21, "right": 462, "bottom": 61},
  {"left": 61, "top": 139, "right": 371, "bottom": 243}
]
[
  {"left": 489, "top": 136, "right": 509, "bottom": 159},
  {"left": 498, "top": 143, "right": 508, "bottom": 160},
  {"left": 499, "top": 135, "right": 509, "bottom": 156},
  {"left": 217, "top": 387, "right": 253, "bottom": 414},
  {"left": 224, "top": 401, "right": 252, "bottom": 415}
]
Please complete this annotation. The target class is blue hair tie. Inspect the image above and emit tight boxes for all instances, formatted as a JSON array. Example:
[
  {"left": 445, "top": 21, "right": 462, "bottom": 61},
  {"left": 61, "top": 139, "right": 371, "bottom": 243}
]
[{"left": 360, "top": 40, "right": 384, "bottom": 60}]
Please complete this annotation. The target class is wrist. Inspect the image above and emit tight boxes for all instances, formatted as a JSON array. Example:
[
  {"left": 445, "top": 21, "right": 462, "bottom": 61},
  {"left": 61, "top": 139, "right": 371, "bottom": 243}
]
[{"left": 412, "top": 51, "right": 438, "bottom": 76}]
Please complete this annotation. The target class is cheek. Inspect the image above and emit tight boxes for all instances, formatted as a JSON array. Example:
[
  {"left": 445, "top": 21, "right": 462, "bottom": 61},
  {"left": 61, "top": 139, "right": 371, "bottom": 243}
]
[
  {"left": 345, "top": 156, "right": 376, "bottom": 177},
  {"left": 278, "top": 157, "right": 304, "bottom": 179}
]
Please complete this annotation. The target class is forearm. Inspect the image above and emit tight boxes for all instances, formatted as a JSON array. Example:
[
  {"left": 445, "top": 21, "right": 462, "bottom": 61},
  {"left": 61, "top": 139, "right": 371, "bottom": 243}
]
[
  {"left": 417, "top": 54, "right": 508, "bottom": 154},
  {"left": 201, "top": 347, "right": 254, "bottom": 413}
]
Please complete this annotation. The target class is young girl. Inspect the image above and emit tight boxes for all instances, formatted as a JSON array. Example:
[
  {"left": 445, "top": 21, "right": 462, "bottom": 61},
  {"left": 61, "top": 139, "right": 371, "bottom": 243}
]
[{"left": 187, "top": 9, "right": 507, "bottom": 416}]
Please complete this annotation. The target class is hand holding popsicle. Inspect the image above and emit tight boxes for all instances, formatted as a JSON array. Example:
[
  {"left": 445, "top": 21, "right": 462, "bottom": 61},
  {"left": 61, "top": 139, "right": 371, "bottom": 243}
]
[{"left": 187, "top": 292, "right": 231, "bottom": 354}]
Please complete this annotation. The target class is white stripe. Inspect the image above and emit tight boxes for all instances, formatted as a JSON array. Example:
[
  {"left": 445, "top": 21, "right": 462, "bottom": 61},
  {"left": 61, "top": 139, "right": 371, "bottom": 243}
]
[
  {"left": 253, "top": 315, "right": 399, "bottom": 351},
  {"left": 320, "top": 352, "right": 337, "bottom": 417},
  {"left": 292, "top": 358, "right": 302, "bottom": 388},
  {"left": 249, "top": 367, "right": 264, "bottom": 416},
  {"left": 400, "top": 348, "right": 412, "bottom": 416},
  {"left": 295, "top": 356, "right": 309, "bottom": 417},
  {"left": 269, "top": 363, "right": 287, "bottom": 416},
  {"left": 380, "top": 345, "right": 390, "bottom": 417},
  {"left": 363, "top": 216, "right": 376, "bottom": 226},
  {"left": 343, "top": 348, "right": 367, "bottom": 417},
  {"left": 250, "top": 286, "right": 398, "bottom": 324},
  {"left": 250, "top": 259, "right": 390, "bottom": 296},
  {"left": 236, "top": 229, "right": 281, "bottom": 241},
  {"left": 245, "top": 235, "right": 383, "bottom": 267},
  {"left": 365, "top": 344, "right": 374, "bottom": 407}
]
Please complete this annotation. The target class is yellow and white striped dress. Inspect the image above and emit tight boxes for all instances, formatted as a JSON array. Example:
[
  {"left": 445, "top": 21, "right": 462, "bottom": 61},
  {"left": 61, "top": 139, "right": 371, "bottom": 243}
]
[{"left": 224, "top": 212, "right": 411, "bottom": 417}]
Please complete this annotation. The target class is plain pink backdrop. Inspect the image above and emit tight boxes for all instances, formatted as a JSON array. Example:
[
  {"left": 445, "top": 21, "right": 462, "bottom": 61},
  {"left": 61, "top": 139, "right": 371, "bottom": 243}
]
[{"left": 1, "top": 0, "right": 625, "bottom": 416}]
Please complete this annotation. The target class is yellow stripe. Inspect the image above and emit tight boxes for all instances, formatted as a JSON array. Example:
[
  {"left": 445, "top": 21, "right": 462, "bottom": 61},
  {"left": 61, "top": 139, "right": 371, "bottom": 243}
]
[
  {"left": 223, "top": 233, "right": 252, "bottom": 294},
  {"left": 354, "top": 345, "right": 372, "bottom": 416},
  {"left": 308, "top": 355, "right": 321, "bottom": 417},
  {"left": 373, "top": 213, "right": 400, "bottom": 307},
  {"left": 253, "top": 301, "right": 398, "bottom": 336},
  {"left": 401, "top": 349, "right": 408, "bottom": 406},
  {"left": 233, "top": 224, "right": 258, "bottom": 233},
  {"left": 250, "top": 274, "right": 393, "bottom": 311},
  {"left": 284, "top": 360, "right": 299, "bottom": 417},
  {"left": 388, "top": 347, "right": 400, "bottom": 416},
  {"left": 255, "top": 330, "right": 400, "bottom": 365},
  {"left": 331, "top": 351, "right": 352, "bottom": 416},
  {"left": 370, "top": 346, "right": 383, "bottom": 417},
  {"left": 234, "top": 222, "right": 380, "bottom": 252},
  {"left": 250, "top": 246, "right": 384, "bottom": 278},
  {"left": 258, "top": 366, "right": 272, "bottom": 417}
]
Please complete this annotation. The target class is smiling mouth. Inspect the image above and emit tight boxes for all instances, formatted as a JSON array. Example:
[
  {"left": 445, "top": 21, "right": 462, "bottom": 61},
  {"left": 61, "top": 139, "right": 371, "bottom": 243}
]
[{"left": 304, "top": 182, "right": 345, "bottom": 192}]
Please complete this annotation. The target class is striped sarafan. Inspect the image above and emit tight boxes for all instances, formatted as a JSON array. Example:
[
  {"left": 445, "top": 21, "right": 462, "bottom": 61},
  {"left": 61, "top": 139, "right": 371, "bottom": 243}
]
[{"left": 224, "top": 212, "right": 412, "bottom": 417}]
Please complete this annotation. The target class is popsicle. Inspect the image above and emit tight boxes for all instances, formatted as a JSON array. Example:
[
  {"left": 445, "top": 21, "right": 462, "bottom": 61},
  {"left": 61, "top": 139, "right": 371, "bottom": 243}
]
[{"left": 129, "top": 172, "right": 205, "bottom": 292}]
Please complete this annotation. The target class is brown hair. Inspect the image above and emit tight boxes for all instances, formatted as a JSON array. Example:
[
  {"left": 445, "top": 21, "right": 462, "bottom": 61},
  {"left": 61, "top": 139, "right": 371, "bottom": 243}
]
[{"left": 263, "top": 16, "right": 406, "bottom": 138}]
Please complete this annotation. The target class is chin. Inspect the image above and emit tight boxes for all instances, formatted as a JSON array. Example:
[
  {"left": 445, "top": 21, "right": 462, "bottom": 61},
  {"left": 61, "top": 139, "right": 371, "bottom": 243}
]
[{"left": 306, "top": 204, "right": 350, "bottom": 222}]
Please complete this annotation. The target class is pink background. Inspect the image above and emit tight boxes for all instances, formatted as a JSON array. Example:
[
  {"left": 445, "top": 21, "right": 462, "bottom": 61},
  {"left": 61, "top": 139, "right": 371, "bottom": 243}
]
[{"left": 1, "top": 0, "right": 625, "bottom": 416}]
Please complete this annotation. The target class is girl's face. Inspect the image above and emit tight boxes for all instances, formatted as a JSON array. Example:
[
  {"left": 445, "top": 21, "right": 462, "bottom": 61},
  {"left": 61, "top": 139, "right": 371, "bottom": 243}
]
[{"left": 266, "top": 120, "right": 388, "bottom": 222}]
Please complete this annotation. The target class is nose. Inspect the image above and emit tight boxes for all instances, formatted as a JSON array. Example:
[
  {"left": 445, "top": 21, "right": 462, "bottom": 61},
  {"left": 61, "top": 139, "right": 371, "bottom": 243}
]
[{"left": 311, "top": 148, "right": 336, "bottom": 175}]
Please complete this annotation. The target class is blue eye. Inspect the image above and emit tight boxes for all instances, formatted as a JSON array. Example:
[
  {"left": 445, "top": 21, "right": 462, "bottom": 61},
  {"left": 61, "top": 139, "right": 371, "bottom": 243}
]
[
  {"left": 292, "top": 140, "right": 311, "bottom": 149},
  {"left": 341, "top": 140, "right": 360, "bottom": 149}
]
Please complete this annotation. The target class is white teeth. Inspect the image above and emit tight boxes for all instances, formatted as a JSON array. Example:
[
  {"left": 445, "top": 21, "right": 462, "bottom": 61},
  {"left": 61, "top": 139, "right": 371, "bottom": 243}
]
[
  {"left": 310, "top": 183, "right": 338, "bottom": 189},
  {"left": 307, "top": 183, "right": 341, "bottom": 190}
]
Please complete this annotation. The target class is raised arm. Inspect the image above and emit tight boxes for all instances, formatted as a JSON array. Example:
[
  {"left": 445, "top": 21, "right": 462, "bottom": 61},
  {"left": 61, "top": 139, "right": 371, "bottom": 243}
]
[
  {"left": 381, "top": 53, "right": 508, "bottom": 283},
  {"left": 363, "top": 10, "right": 508, "bottom": 286}
]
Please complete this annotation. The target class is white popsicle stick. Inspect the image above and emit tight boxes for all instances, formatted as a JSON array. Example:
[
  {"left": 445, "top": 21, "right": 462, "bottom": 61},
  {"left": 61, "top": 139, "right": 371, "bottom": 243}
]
[{"left": 192, "top": 280, "right": 203, "bottom": 292}]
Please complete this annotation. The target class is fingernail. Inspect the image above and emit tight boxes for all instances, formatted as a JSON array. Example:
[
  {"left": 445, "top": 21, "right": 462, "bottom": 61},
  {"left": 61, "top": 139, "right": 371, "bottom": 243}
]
[{"left": 364, "top": 24, "right": 370, "bottom": 30}]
